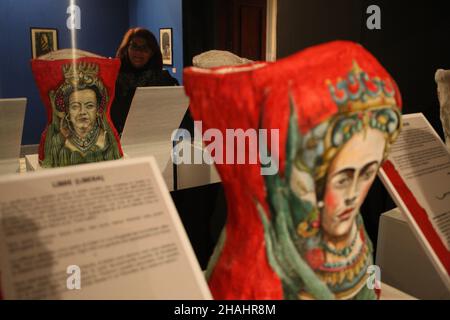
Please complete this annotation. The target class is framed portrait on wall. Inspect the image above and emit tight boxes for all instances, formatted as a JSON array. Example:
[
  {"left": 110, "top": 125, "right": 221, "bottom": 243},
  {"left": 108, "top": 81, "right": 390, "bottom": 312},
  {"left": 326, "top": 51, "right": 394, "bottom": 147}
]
[
  {"left": 30, "top": 28, "right": 58, "bottom": 59},
  {"left": 159, "top": 28, "right": 173, "bottom": 66}
]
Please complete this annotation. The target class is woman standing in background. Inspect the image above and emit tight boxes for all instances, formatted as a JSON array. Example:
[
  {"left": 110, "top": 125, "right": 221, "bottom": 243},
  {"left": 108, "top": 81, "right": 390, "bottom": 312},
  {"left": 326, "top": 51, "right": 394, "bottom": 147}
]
[{"left": 110, "top": 27, "right": 178, "bottom": 135}]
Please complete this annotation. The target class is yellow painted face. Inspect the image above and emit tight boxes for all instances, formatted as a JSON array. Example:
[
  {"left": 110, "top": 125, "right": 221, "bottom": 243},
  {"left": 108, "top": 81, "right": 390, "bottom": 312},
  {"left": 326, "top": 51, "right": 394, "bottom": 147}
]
[{"left": 68, "top": 89, "right": 98, "bottom": 135}]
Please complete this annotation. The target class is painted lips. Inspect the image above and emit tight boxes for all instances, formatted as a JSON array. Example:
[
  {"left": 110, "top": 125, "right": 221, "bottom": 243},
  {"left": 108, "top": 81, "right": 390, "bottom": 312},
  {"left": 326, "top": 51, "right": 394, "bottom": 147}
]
[
  {"left": 77, "top": 116, "right": 90, "bottom": 123},
  {"left": 338, "top": 207, "right": 355, "bottom": 221}
]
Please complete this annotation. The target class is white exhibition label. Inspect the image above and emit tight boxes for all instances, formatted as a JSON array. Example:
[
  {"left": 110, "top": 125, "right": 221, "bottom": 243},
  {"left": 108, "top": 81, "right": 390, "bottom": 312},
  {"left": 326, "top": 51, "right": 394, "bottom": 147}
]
[{"left": 0, "top": 157, "right": 211, "bottom": 300}]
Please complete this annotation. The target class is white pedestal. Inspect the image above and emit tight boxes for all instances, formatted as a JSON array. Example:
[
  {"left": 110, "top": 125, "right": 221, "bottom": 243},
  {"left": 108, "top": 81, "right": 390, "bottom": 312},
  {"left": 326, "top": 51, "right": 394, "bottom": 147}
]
[
  {"left": 379, "top": 282, "right": 416, "bottom": 300},
  {"left": 376, "top": 208, "right": 450, "bottom": 299},
  {"left": 25, "top": 153, "right": 130, "bottom": 170},
  {"left": 25, "top": 154, "right": 41, "bottom": 172},
  {"left": 0, "top": 98, "right": 26, "bottom": 161},
  {"left": 25, "top": 141, "right": 222, "bottom": 192},
  {"left": 0, "top": 158, "right": 21, "bottom": 175},
  {"left": 177, "top": 162, "right": 221, "bottom": 190},
  {"left": 124, "top": 141, "right": 221, "bottom": 191},
  {"left": 176, "top": 141, "right": 221, "bottom": 190},
  {"left": 122, "top": 142, "right": 175, "bottom": 191}
]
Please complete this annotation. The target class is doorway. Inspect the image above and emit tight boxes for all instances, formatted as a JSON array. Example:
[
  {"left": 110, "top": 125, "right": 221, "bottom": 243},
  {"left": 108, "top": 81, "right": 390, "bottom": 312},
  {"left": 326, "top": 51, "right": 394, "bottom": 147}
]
[
  {"left": 183, "top": 0, "right": 276, "bottom": 66},
  {"left": 216, "top": 0, "right": 267, "bottom": 61}
]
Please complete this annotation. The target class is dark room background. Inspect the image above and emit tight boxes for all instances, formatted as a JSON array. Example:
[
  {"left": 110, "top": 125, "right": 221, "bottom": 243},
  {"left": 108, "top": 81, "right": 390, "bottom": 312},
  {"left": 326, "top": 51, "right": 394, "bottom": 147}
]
[
  {"left": 182, "top": 0, "right": 450, "bottom": 253},
  {"left": 1, "top": 0, "right": 449, "bottom": 257},
  {"left": 0, "top": 0, "right": 183, "bottom": 145},
  {"left": 275, "top": 0, "right": 450, "bottom": 250}
]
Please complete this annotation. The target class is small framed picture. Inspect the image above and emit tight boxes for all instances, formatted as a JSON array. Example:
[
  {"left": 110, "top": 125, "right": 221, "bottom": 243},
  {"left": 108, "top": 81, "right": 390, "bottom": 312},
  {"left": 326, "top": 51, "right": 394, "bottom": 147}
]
[
  {"left": 30, "top": 28, "right": 58, "bottom": 59},
  {"left": 159, "top": 28, "right": 173, "bottom": 66}
]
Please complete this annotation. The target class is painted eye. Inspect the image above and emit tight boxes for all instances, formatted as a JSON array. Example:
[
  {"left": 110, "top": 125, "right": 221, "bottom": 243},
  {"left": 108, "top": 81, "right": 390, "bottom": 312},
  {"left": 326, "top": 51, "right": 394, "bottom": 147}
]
[
  {"left": 361, "top": 168, "right": 376, "bottom": 180},
  {"left": 333, "top": 176, "right": 351, "bottom": 189},
  {"left": 69, "top": 103, "right": 81, "bottom": 111}
]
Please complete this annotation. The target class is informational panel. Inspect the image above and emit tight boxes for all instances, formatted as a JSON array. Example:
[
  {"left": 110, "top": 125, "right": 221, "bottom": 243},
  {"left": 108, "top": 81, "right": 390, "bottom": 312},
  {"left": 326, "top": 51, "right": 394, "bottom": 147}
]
[
  {"left": 121, "top": 86, "right": 188, "bottom": 146},
  {"left": 120, "top": 87, "right": 189, "bottom": 190},
  {"left": 379, "top": 113, "right": 450, "bottom": 291},
  {"left": 0, "top": 98, "right": 26, "bottom": 160},
  {"left": 0, "top": 157, "right": 212, "bottom": 299},
  {"left": 377, "top": 209, "right": 450, "bottom": 299}
]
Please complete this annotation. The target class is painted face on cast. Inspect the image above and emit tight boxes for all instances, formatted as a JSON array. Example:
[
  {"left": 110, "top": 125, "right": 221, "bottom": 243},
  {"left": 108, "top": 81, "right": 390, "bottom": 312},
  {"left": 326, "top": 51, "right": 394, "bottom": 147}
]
[{"left": 321, "top": 127, "right": 385, "bottom": 239}]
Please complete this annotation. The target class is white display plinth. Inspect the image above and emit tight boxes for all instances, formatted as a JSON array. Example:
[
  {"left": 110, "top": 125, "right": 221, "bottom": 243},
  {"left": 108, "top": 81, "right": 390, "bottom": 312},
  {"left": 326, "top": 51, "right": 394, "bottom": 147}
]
[
  {"left": 379, "top": 282, "right": 416, "bottom": 300},
  {"left": 124, "top": 141, "right": 221, "bottom": 191},
  {"left": 0, "top": 158, "right": 21, "bottom": 175},
  {"left": 24, "top": 143, "right": 221, "bottom": 192},
  {"left": 122, "top": 142, "right": 175, "bottom": 191},
  {"left": 25, "top": 154, "right": 130, "bottom": 171},
  {"left": 376, "top": 208, "right": 450, "bottom": 299},
  {"left": 0, "top": 98, "right": 26, "bottom": 160},
  {"left": 0, "top": 98, "right": 26, "bottom": 175},
  {"left": 25, "top": 154, "right": 41, "bottom": 171},
  {"left": 176, "top": 141, "right": 221, "bottom": 190}
]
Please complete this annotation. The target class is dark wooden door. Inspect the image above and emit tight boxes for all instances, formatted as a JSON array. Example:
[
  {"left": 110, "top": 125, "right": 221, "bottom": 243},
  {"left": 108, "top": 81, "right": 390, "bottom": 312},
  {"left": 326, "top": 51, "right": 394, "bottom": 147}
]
[{"left": 217, "top": 0, "right": 267, "bottom": 61}]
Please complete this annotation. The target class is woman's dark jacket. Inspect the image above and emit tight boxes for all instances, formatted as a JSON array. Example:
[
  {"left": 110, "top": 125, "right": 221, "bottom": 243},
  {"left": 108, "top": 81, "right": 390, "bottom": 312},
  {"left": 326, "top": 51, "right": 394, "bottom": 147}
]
[{"left": 110, "top": 65, "right": 179, "bottom": 135}]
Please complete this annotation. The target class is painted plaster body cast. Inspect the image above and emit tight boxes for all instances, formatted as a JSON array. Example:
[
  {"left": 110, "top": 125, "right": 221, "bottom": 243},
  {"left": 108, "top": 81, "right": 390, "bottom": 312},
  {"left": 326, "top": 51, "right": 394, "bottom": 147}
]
[
  {"left": 31, "top": 49, "right": 123, "bottom": 167},
  {"left": 184, "top": 41, "right": 402, "bottom": 299}
]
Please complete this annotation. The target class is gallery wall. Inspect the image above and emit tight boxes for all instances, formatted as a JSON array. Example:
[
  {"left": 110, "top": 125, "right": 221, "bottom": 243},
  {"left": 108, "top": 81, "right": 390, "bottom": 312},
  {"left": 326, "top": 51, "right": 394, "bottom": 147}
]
[
  {"left": 128, "top": 0, "right": 183, "bottom": 84},
  {"left": 0, "top": 0, "right": 184, "bottom": 145},
  {"left": 0, "top": 0, "right": 130, "bottom": 145},
  {"left": 3, "top": 1, "right": 448, "bottom": 146}
]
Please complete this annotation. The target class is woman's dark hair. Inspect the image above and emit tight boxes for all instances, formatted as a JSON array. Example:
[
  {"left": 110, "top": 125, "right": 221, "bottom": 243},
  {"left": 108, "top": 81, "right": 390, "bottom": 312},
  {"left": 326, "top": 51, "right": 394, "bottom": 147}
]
[{"left": 116, "top": 27, "right": 163, "bottom": 71}]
